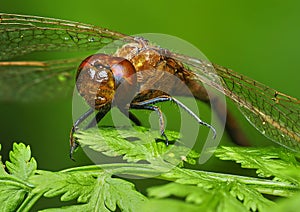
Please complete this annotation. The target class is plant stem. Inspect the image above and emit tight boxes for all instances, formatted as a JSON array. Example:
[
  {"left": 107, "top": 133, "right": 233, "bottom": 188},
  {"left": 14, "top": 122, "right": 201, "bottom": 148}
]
[
  {"left": 17, "top": 192, "right": 44, "bottom": 212},
  {"left": 60, "top": 163, "right": 300, "bottom": 196}
]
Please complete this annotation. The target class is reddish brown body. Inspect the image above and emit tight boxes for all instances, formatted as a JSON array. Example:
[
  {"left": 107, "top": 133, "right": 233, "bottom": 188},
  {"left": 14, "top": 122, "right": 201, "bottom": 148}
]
[
  {"left": 76, "top": 43, "right": 209, "bottom": 110},
  {"left": 71, "top": 42, "right": 247, "bottom": 157}
]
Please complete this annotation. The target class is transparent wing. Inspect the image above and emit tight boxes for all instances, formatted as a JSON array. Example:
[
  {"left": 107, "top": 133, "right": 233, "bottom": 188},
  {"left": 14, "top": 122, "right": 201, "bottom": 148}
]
[
  {"left": 171, "top": 53, "right": 300, "bottom": 151},
  {"left": 0, "top": 59, "right": 80, "bottom": 101},
  {"left": 0, "top": 13, "right": 134, "bottom": 60},
  {"left": 1, "top": 13, "right": 299, "bottom": 151},
  {"left": 0, "top": 13, "right": 136, "bottom": 101}
]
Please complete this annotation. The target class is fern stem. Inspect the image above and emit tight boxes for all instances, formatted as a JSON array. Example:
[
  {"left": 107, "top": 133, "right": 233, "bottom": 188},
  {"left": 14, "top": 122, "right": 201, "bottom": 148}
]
[
  {"left": 61, "top": 163, "right": 299, "bottom": 196},
  {"left": 17, "top": 192, "right": 43, "bottom": 212}
]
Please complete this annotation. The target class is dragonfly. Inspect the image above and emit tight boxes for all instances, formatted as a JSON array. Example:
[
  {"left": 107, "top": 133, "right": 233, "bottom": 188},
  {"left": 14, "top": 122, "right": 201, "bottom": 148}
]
[{"left": 0, "top": 13, "right": 299, "bottom": 156}]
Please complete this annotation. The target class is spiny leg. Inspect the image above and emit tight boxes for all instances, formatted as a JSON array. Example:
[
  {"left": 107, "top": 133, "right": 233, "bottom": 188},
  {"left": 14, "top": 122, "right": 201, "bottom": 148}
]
[
  {"left": 70, "top": 106, "right": 111, "bottom": 159},
  {"left": 178, "top": 81, "right": 250, "bottom": 146},
  {"left": 85, "top": 107, "right": 141, "bottom": 129},
  {"left": 132, "top": 95, "right": 217, "bottom": 140},
  {"left": 70, "top": 108, "right": 94, "bottom": 159},
  {"left": 130, "top": 103, "right": 168, "bottom": 145},
  {"left": 85, "top": 109, "right": 110, "bottom": 129},
  {"left": 128, "top": 111, "right": 142, "bottom": 126},
  {"left": 171, "top": 97, "right": 217, "bottom": 139},
  {"left": 71, "top": 106, "right": 140, "bottom": 159}
]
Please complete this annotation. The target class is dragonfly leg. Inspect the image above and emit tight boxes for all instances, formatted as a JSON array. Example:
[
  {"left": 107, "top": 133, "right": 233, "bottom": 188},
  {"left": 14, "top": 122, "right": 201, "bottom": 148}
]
[
  {"left": 132, "top": 95, "right": 217, "bottom": 139},
  {"left": 70, "top": 104, "right": 112, "bottom": 159},
  {"left": 128, "top": 111, "right": 142, "bottom": 126},
  {"left": 130, "top": 103, "right": 169, "bottom": 145},
  {"left": 171, "top": 97, "right": 217, "bottom": 139},
  {"left": 85, "top": 110, "right": 109, "bottom": 129},
  {"left": 85, "top": 108, "right": 141, "bottom": 128},
  {"left": 70, "top": 108, "right": 94, "bottom": 159}
]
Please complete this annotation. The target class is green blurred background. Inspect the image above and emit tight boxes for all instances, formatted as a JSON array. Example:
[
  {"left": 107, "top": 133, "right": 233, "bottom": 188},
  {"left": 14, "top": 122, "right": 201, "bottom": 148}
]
[{"left": 0, "top": 0, "right": 299, "bottom": 208}]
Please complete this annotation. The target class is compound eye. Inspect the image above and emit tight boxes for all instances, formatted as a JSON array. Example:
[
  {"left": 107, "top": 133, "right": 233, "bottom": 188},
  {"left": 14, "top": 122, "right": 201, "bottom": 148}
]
[
  {"left": 75, "top": 54, "right": 115, "bottom": 110},
  {"left": 75, "top": 54, "right": 137, "bottom": 110},
  {"left": 111, "top": 59, "right": 137, "bottom": 88}
]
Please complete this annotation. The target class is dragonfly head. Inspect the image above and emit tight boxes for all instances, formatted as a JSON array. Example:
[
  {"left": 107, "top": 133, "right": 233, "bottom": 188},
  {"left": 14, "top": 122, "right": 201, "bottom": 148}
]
[{"left": 76, "top": 54, "right": 137, "bottom": 110}]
